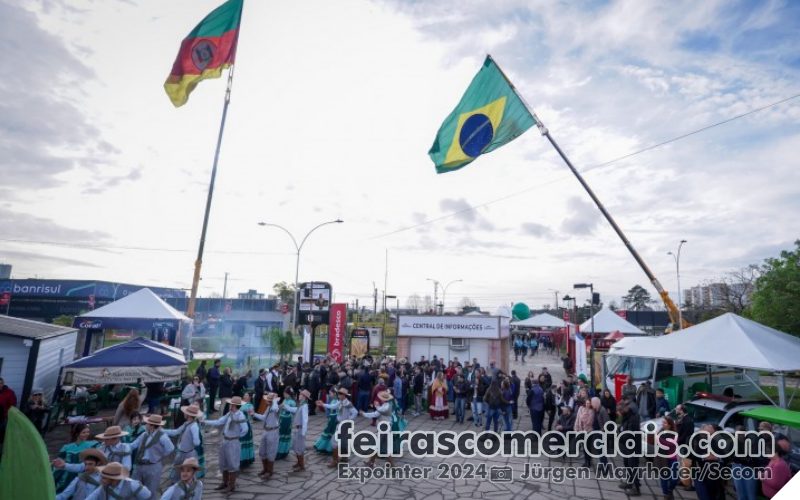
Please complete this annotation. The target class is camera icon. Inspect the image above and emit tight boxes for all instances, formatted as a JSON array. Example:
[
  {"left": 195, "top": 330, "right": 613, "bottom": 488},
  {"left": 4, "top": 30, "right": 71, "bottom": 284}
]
[{"left": 489, "top": 466, "right": 513, "bottom": 483}]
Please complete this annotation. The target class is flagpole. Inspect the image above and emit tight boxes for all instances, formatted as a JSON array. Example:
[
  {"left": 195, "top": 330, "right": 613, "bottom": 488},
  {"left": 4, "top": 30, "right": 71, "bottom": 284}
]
[
  {"left": 186, "top": 66, "right": 236, "bottom": 319},
  {"left": 488, "top": 54, "right": 683, "bottom": 330}
]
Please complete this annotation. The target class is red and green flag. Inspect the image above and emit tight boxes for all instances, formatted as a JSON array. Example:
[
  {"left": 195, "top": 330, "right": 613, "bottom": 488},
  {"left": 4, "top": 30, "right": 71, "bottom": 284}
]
[{"left": 164, "top": 0, "right": 244, "bottom": 107}]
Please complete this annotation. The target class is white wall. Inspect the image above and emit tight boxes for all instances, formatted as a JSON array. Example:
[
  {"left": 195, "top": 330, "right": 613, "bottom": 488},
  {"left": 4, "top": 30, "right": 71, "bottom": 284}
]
[
  {"left": 407, "top": 337, "right": 491, "bottom": 367},
  {"left": 34, "top": 332, "right": 78, "bottom": 403},
  {"left": 0, "top": 335, "right": 31, "bottom": 407}
]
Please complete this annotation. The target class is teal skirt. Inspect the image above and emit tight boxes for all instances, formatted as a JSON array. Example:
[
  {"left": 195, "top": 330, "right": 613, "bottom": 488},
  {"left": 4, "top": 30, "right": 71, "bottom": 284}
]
[
  {"left": 314, "top": 414, "right": 337, "bottom": 453},
  {"left": 276, "top": 413, "right": 293, "bottom": 459},
  {"left": 196, "top": 432, "right": 206, "bottom": 479},
  {"left": 240, "top": 419, "right": 255, "bottom": 467}
]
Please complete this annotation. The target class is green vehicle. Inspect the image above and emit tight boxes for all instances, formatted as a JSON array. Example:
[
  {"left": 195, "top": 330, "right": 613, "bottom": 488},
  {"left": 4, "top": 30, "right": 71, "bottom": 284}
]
[{"left": 740, "top": 406, "right": 800, "bottom": 473}]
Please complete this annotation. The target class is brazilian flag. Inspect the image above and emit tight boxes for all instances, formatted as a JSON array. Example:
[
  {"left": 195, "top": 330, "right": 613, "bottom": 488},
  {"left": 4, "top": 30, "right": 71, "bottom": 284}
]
[{"left": 429, "top": 55, "right": 536, "bottom": 173}]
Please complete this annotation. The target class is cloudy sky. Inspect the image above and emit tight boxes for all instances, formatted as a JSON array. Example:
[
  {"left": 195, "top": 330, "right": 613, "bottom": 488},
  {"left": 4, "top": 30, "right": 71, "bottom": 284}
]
[{"left": 2, "top": 0, "right": 799, "bottom": 312}]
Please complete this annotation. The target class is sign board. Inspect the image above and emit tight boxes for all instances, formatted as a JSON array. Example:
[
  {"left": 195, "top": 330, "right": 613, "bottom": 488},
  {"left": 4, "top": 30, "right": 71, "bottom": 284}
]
[
  {"left": 328, "top": 303, "right": 347, "bottom": 363},
  {"left": 350, "top": 328, "right": 369, "bottom": 358},
  {"left": 0, "top": 279, "right": 185, "bottom": 299},
  {"left": 397, "top": 315, "right": 504, "bottom": 339},
  {"left": 298, "top": 281, "right": 332, "bottom": 325},
  {"left": 0, "top": 292, "right": 10, "bottom": 306},
  {"left": 366, "top": 327, "right": 382, "bottom": 349},
  {"left": 63, "top": 365, "right": 186, "bottom": 385},
  {"left": 575, "top": 332, "right": 588, "bottom": 380}
]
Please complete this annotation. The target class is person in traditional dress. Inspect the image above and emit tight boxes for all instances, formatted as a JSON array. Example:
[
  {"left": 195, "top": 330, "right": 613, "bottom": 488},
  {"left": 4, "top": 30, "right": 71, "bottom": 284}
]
[
  {"left": 360, "top": 390, "right": 396, "bottom": 467},
  {"left": 129, "top": 414, "right": 174, "bottom": 499},
  {"left": 313, "top": 388, "right": 339, "bottom": 454},
  {"left": 54, "top": 426, "right": 132, "bottom": 477},
  {"left": 84, "top": 462, "right": 150, "bottom": 500},
  {"left": 428, "top": 373, "right": 449, "bottom": 420},
  {"left": 203, "top": 396, "right": 247, "bottom": 493},
  {"left": 160, "top": 457, "right": 203, "bottom": 500},
  {"left": 318, "top": 387, "right": 356, "bottom": 468},
  {"left": 122, "top": 413, "right": 145, "bottom": 445},
  {"left": 282, "top": 389, "right": 309, "bottom": 472},
  {"left": 275, "top": 388, "right": 296, "bottom": 460},
  {"left": 251, "top": 392, "right": 279, "bottom": 480},
  {"left": 163, "top": 404, "right": 202, "bottom": 483},
  {"left": 238, "top": 393, "right": 255, "bottom": 469},
  {"left": 55, "top": 448, "right": 107, "bottom": 500},
  {"left": 53, "top": 424, "right": 100, "bottom": 493}
]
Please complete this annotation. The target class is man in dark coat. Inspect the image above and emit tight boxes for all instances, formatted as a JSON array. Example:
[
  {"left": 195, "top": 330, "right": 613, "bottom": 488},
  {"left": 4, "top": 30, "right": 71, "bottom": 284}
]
[
  {"left": 510, "top": 371, "right": 522, "bottom": 419},
  {"left": 526, "top": 380, "right": 545, "bottom": 433},
  {"left": 254, "top": 369, "right": 267, "bottom": 408},
  {"left": 207, "top": 359, "right": 221, "bottom": 414}
]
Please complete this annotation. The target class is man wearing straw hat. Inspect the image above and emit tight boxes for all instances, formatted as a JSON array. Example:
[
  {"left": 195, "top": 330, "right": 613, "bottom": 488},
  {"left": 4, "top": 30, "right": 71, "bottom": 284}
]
[
  {"left": 163, "top": 403, "right": 202, "bottom": 482},
  {"left": 84, "top": 462, "right": 150, "bottom": 500},
  {"left": 160, "top": 457, "right": 203, "bottom": 500},
  {"left": 129, "top": 414, "right": 174, "bottom": 499},
  {"left": 360, "top": 390, "right": 396, "bottom": 467},
  {"left": 54, "top": 426, "right": 133, "bottom": 474},
  {"left": 56, "top": 448, "right": 107, "bottom": 500},
  {"left": 204, "top": 395, "right": 247, "bottom": 492},
  {"left": 251, "top": 392, "right": 279, "bottom": 479},
  {"left": 282, "top": 389, "right": 310, "bottom": 472},
  {"left": 318, "top": 386, "right": 357, "bottom": 468}
]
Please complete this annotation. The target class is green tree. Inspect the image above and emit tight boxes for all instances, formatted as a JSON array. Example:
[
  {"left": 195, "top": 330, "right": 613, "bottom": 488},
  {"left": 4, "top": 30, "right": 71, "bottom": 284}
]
[
  {"left": 52, "top": 315, "right": 74, "bottom": 327},
  {"left": 622, "top": 285, "right": 654, "bottom": 311},
  {"left": 748, "top": 240, "right": 800, "bottom": 336},
  {"left": 272, "top": 281, "right": 296, "bottom": 311},
  {"left": 266, "top": 327, "right": 296, "bottom": 362}
]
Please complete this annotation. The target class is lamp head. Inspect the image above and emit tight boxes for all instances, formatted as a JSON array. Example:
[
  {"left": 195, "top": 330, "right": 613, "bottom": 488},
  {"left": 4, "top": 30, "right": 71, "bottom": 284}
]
[
  {"left": 334, "top": 219, "right": 344, "bottom": 224},
  {"left": 680, "top": 239, "right": 687, "bottom": 244},
  {"left": 573, "top": 283, "right": 591, "bottom": 289}
]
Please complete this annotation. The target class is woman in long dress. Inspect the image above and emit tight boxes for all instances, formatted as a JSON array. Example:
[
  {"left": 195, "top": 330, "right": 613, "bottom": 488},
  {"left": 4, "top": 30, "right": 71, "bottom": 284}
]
[
  {"left": 275, "top": 388, "right": 295, "bottom": 460},
  {"left": 238, "top": 393, "right": 255, "bottom": 468},
  {"left": 52, "top": 424, "right": 99, "bottom": 493},
  {"left": 428, "top": 373, "right": 449, "bottom": 420},
  {"left": 314, "top": 388, "right": 338, "bottom": 454}
]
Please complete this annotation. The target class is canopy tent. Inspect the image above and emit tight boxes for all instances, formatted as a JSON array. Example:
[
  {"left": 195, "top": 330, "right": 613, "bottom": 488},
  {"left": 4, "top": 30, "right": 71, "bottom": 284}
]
[
  {"left": 580, "top": 307, "right": 644, "bottom": 335},
  {"left": 464, "top": 311, "right": 488, "bottom": 316},
  {"left": 610, "top": 313, "right": 800, "bottom": 407},
  {"left": 73, "top": 288, "right": 190, "bottom": 331},
  {"left": 512, "top": 312, "right": 570, "bottom": 328},
  {"left": 63, "top": 337, "right": 186, "bottom": 385}
]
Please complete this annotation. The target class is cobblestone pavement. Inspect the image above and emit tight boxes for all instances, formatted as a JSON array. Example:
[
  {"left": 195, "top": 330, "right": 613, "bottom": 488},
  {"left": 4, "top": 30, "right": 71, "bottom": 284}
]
[{"left": 46, "top": 351, "right": 695, "bottom": 499}]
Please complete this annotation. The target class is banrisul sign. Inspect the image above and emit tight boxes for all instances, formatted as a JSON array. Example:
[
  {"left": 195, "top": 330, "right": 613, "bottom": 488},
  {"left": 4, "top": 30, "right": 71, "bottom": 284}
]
[{"left": 0, "top": 279, "right": 186, "bottom": 299}]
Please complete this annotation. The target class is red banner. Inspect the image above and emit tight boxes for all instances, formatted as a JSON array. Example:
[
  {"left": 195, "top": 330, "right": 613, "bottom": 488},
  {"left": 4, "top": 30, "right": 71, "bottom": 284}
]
[
  {"left": 328, "top": 303, "right": 347, "bottom": 363},
  {"left": 0, "top": 292, "right": 10, "bottom": 306}
]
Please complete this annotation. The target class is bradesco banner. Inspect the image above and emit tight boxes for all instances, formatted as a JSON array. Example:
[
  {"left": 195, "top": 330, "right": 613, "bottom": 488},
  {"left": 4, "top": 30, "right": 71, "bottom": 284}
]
[
  {"left": 397, "top": 315, "right": 503, "bottom": 339},
  {"left": 328, "top": 303, "right": 347, "bottom": 363}
]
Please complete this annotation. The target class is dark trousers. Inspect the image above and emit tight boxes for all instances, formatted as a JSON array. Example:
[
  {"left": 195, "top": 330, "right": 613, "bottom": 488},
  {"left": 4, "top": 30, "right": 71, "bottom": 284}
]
[
  {"left": 545, "top": 409, "right": 556, "bottom": 430},
  {"left": 208, "top": 383, "right": 219, "bottom": 413},
  {"left": 530, "top": 409, "right": 544, "bottom": 434},
  {"left": 623, "top": 456, "right": 640, "bottom": 487}
]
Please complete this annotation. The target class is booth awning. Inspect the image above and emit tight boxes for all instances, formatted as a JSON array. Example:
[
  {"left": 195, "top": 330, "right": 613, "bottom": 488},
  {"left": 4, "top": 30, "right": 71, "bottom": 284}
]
[
  {"left": 73, "top": 288, "right": 190, "bottom": 330},
  {"left": 580, "top": 308, "right": 644, "bottom": 335},
  {"left": 512, "top": 313, "right": 570, "bottom": 328}
]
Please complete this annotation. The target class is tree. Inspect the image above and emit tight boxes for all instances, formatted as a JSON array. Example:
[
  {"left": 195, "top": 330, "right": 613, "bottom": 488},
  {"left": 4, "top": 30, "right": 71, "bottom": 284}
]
[
  {"left": 608, "top": 300, "right": 619, "bottom": 311},
  {"left": 748, "top": 240, "right": 800, "bottom": 336},
  {"left": 458, "top": 297, "right": 476, "bottom": 309},
  {"left": 422, "top": 295, "right": 434, "bottom": 314},
  {"left": 406, "top": 294, "right": 423, "bottom": 313},
  {"left": 272, "top": 281, "right": 296, "bottom": 311},
  {"left": 52, "top": 315, "right": 74, "bottom": 327},
  {"left": 266, "top": 327, "right": 296, "bottom": 362},
  {"left": 622, "top": 285, "right": 654, "bottom": 311},
  {"left": 718, "top": 265, "right": 760, "bottom": 314}
]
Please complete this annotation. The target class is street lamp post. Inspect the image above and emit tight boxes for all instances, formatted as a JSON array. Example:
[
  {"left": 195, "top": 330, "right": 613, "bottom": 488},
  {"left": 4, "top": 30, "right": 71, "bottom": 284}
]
[
  {"left": 667, "top": 239, "right": 688, "bottom": 330},
  {"left": 258, "top": 219, "right": 343, "bottom": 332},
  {"left": 573, "top": 283, "right": 595, "bottom": 391},
  {"left": 441, "top": 279, "right": 463, "bottom": 315},
  {"left": 561, "top": 294, "right": 577, "bottom": 356}
]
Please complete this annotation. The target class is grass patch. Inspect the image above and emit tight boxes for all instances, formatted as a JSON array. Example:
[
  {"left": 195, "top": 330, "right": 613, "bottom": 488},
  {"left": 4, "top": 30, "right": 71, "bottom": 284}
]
[{"left": 759, "top": 386, "right": 800, "bottom": 411}]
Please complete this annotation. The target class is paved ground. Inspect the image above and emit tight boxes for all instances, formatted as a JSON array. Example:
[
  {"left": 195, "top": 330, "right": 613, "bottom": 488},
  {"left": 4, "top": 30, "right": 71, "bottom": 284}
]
[{"left": 46, "top": 351, "right": 701, "bottom": 499}]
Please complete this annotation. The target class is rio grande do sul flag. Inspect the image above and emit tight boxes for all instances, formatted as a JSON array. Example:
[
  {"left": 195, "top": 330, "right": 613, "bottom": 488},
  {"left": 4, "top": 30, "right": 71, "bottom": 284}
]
[
  {"left": 429, "top": 55, "right": 536, "bottom": 173},
  {"left": 164, "top": 0, "right": 244, "bottom": 107}
]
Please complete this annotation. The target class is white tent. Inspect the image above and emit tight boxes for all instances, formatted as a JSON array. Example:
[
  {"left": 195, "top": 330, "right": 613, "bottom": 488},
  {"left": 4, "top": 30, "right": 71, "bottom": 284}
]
[
  {"left": 611, "top": 313, "right": 800, "bottom": 407},
  {"left": 77, "top": 288, "right": 189, "bottom": 322},
  {"left": 512, "top": 312, "right": 570, "bottom": 328},
  {"left": 580, "top": 307, "right": 644, "bottom": 335}
]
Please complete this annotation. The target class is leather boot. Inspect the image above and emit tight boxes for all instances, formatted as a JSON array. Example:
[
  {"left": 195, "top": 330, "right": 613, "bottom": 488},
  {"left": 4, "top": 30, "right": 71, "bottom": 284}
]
[
  {"left": 327, "top": 449, "right": 339, "bottom": 468},
  {"left": 214, "top": 471, "right": 228, "bottom": 490},
  {"left": 295, "top": 455, "right": 305, "bottom": 471},
  {"left": 264, "top": 460, "right": 274, "bottom": 480},
  {"left": 292, "top": 455, "right": 302, "bottom": 471},
  {"left": 258, "top": 459, "right": 269, "bottom": 476},
  {"left": 227, "top": 472, "right": 237, "bottom": 493}
]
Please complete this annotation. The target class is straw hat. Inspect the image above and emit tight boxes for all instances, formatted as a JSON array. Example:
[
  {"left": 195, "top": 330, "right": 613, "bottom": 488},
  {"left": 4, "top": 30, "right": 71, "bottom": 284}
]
[
  {"left": 174, "top": 457, "right": 201, "bottom": 470},
  {"left": 263, "top": 392, "right": 277, "bottom": 402},
  {"left": 299, "top": 389, "right": 311, "bottom": 400},
  {"left": 337, "top": 387, "right": 350, "bottom": 397},
  {"left": 224, "top": 396, "right": 243, "bottom": 406},
  {"left": 99, "top": 462, "right": 129, "bottom": 480},
  {"left": 95, "top": 426, "right": 128, "bottom": 440},
  {"left": 180, "top": 404, "right": 201, "bottom": 418},
  {"left": 377, "top": 390, "right": 394, "bottom": 402},
  {"left": 79, "top": 448, "right": 108, "bottom": 465},
  {"left": 143, "top": 414, "right": 166, "bottom": 426}
]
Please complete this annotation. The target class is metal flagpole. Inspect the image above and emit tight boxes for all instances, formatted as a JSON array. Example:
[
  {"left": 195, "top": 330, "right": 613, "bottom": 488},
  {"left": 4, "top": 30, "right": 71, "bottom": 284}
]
[
  {"left": 186, "top": 66, "right": 236, "bottom": 319},
  {"left": 488, "top": 53, "right": 683, "bottom": 331}
]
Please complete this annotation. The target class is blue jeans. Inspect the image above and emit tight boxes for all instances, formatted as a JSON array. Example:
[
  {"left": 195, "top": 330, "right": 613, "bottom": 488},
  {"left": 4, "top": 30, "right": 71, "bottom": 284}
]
[
  {"left": 357, "top": 390, "right": 371, "bottom": 411},
  {"left": 502, "top": 405, "right": 512, "bottom": 431},
  {"left": 485, "top": 407, "right": 501, "bottom": 432},
  {"left": 731, "top": 463, "right": 758, "bottom": 500},
  {"left": 472, "top": 401, "right": 483, "bottom": 425},
  {"left": 447, "top": 380, "right": 454, "bottom": 401},
  {"left": 455, "top": 397, "right": 466, "bottom": 422},
  {"left": 659, "top": 459, "right": 679, "bottom": 495}
]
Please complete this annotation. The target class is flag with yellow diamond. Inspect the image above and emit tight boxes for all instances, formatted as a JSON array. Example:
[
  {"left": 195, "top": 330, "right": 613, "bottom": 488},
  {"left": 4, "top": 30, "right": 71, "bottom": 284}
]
[{"left": 429, "top": 55, "right": 536, "bottom": 173}]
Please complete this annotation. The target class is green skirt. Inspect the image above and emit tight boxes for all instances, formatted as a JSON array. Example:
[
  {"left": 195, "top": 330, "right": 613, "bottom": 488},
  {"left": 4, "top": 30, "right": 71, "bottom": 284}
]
[
  {"left": 314, "top": 414, "right": 337, "bottom": 453},
  {"left": 276, "top": 412, "right": 293, "bottom": 459},
  {"left": 240, "top": 419, "right": 255, "bottom": 467},
  {"left": 196, "top": 432, "right": 206, "bottom": 479}
]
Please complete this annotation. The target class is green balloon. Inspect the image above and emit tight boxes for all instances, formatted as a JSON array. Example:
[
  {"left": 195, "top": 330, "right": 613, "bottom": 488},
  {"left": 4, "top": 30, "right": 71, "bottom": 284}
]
[{"left": 512, "top": 302, "right": 530, "bottom": 320}]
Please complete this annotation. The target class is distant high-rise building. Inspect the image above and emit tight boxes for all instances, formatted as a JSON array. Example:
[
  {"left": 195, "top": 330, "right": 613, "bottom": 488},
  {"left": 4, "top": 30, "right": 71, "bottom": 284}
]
[
  {"left": 238, "top": 289, "right": 265, "bottom": 300},
  {"left": 0, "top": 264, "right": 11, "bottom": 279}
]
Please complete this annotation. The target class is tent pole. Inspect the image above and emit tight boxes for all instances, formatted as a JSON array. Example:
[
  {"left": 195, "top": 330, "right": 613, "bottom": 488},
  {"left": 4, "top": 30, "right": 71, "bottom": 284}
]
[
  {"left": 743, "top": 372, "right": 777, "bottom": 406},
  {"left": 777, "top": 372, "right": 787, "bottom": 408},
  {"left": 788, "top": 377, "right": 799, "bottom": 407}
]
